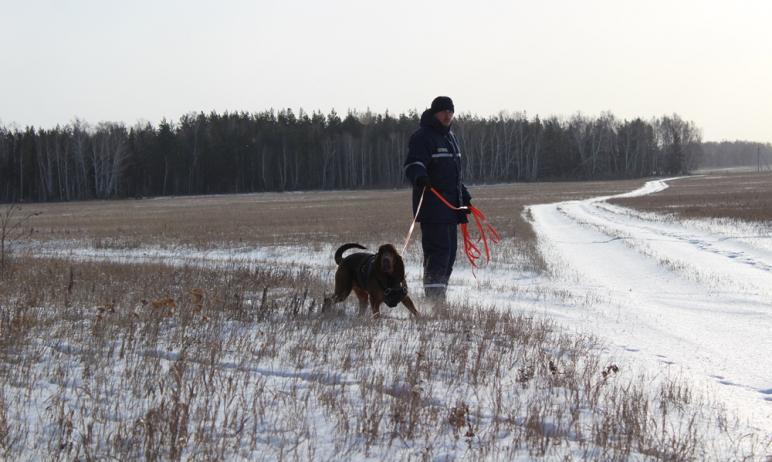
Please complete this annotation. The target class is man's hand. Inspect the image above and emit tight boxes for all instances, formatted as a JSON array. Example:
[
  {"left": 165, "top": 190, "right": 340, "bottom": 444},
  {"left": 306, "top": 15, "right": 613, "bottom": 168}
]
[
  {"left": 415, "top": 176, "right": 431, "bottom": 189},
  {"left": 462, "top": 202, "right": 473, "bottom": 215}
]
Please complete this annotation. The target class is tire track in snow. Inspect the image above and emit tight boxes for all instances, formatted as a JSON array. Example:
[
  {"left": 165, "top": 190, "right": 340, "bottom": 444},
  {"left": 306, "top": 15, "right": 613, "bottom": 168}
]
[
  {"left": 589, "top": 201, "right": 772, "bottom": 276},
  {"left": 528, "top": 177, "right": 772, "bottom": 431}
]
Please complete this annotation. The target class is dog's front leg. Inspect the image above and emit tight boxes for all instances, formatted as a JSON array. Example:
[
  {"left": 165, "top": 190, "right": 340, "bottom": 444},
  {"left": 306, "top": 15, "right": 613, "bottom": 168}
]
[
  {"left": 401, "top": 295, "right": 420, "bottom": 318},
  {"left": 357, "top": 298, "right": 368, "bottom": 316},
  {"left": 350, "top": 287, "right": 369, "bottom": 316},
  {"left": 369, "top": 295, "right": 382, "bottom": 319}
]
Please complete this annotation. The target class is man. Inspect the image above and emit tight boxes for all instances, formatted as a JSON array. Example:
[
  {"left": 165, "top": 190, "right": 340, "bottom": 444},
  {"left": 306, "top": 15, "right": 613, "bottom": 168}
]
[{"left": 403, "top": 96, "right": 471, "bottom": 303}]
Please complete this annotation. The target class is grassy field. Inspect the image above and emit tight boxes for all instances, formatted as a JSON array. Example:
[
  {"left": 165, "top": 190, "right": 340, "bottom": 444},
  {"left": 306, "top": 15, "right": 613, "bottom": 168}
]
[
  {"left": 15, "top": 178, "right": 642, "bottom": 277},
  {"left": 610, "top": 172, "right": 772, "bottom": 223},
  {"left": 20, "top": 179, "right": 641, "bottom": 245},
  {"left": 1, "top": 177, "right": 769, "bottom": 460}
]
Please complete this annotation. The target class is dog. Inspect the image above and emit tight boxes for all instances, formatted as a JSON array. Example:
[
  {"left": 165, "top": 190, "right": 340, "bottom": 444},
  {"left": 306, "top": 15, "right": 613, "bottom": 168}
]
[{"left": 322, "top": 243, "right": 419, "bottom": 318}]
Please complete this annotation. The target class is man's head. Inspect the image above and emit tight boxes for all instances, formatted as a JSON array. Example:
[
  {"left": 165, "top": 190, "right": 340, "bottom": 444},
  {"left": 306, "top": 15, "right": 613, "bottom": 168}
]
[{"left": 430, "top": 96, "right": 454, "bottom": 127}]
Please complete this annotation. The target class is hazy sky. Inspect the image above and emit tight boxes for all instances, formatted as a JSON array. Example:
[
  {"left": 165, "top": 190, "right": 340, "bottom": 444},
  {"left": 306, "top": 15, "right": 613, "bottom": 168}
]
[{"left": 1, "top": 0, "right": 770, "bottom": 142}]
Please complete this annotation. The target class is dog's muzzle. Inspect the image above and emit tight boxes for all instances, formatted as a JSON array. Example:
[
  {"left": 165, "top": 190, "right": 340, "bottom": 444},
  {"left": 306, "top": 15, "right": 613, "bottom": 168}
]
[{"left": 383, "top": 286, "right": 407, "bottom": 307}]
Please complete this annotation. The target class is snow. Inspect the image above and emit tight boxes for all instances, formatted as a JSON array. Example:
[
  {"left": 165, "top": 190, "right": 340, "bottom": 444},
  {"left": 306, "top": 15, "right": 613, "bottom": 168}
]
[
  {"left": 12, "top": 177, "right": 772, "bottom": 457},
  {"left": 525, "top": 178, "right": 772, "bottom": 433},
  {"left": 26, "top": 179, "right": 772, "bottom": 433}
]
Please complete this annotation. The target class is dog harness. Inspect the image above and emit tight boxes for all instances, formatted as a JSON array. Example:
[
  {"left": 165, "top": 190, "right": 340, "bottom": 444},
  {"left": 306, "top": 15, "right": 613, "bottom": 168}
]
[
  {"left": 354, "top": 255, "right": 376, "bottom": 291},
  {"left": 355, "top": 255, "right": 407, "bottom": 308}
]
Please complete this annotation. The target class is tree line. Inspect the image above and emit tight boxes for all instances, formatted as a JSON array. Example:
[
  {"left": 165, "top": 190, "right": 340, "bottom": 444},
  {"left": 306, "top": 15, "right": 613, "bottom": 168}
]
[
  {"left": 700, "top": 141, "right": 772, "bottom": 169},
  {"left": 0, "top": 110, "right": 703, "bottom": 203}
]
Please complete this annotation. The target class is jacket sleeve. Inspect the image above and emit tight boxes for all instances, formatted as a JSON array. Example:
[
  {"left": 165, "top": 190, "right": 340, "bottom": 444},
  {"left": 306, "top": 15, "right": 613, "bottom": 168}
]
[
  {"left": 404, "top": 132, "right": 431, "bottom": 186},
  {"left": 462, "top": 184, "right": 472, "bottom": 206}
]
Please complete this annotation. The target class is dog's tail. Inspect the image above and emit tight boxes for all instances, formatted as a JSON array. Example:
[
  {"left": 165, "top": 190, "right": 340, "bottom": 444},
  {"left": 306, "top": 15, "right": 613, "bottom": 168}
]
[{"left": 334, "top": 243, "right": 366, "bottom": 264}]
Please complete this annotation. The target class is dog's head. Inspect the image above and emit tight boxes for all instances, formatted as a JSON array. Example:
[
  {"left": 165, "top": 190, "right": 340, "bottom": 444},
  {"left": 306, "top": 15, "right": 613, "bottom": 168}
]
[
  {"left": 375, "top": 244, "right": 408, "bottom": 307},
  {"left": 375, "top": 244, "right": 403, "bottom": 277}
]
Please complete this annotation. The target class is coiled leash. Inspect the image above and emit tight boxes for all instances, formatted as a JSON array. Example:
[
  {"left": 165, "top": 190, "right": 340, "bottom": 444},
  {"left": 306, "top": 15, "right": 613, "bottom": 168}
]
[{"left": 402, "top": 187, "right": 501, "bottom": 269}]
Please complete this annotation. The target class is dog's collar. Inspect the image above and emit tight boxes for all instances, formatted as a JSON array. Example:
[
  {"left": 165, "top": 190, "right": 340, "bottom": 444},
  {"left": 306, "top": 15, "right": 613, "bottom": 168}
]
[{"left": 363, "top": 255, "right": 400, "bottom": 292}]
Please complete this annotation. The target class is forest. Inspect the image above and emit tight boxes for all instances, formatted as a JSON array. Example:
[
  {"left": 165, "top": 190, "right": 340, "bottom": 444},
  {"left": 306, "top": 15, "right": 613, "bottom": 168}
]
[{"left": 0, "top": 110, "right": 704, "bottom": 203}]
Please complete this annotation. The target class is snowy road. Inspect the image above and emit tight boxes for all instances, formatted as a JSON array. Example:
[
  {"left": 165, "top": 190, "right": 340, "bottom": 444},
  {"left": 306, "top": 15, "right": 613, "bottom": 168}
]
[{"left": 528, "top": 178, "right": 772, "bottom": 432}]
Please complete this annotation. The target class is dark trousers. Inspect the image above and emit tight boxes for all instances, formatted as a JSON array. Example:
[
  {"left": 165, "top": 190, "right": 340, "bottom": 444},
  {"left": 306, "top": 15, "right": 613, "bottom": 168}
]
[{"left": 420, "top": 222, "right": 458, "bottom": 300}]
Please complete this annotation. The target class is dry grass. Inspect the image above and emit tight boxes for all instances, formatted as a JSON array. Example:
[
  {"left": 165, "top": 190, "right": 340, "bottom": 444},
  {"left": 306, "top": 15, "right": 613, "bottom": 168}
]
[
  {"left": 19, "top": 179, "right": 643, "bottom": 273},
  {"left": 1, "top": 178, "right": 769, "bottom": 460},
  {"left": 610, "top": 172, "right": 772, "bottom": 223},
  {"left": 1, "top": 256, "right": 761, "bottom": 460}
]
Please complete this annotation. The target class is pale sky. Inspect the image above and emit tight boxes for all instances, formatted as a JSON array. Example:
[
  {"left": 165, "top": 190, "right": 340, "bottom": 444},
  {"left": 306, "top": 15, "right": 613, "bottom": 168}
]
[{"left": 1, "top": 0, "right": 770, "bottom": 142}]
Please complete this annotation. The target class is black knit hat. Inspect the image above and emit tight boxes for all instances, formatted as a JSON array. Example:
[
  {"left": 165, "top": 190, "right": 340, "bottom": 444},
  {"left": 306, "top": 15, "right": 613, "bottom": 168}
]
[{"left": 430, "top": 96, "right": 454, "bottom": 114}]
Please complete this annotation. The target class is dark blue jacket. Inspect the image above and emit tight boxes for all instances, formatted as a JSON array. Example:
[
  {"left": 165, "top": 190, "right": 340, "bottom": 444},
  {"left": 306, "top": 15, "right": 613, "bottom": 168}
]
[{"left": 404, "top": 110, "right": 471, "bottom": 224}]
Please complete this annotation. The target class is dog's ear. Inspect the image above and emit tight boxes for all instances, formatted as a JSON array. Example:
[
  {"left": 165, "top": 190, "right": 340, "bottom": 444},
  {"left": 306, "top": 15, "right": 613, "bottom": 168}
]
[{"left": 394, "top": 249, "right": 405, "bottom": 277}]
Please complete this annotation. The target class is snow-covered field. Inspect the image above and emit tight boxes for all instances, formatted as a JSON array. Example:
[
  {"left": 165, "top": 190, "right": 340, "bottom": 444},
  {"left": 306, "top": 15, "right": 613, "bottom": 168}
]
[
  {"left": 4, "top": 177, "right": 771, "bottom": 459},
  {"left": 29, "top": 178, "right": 771, "bottom": 432}
]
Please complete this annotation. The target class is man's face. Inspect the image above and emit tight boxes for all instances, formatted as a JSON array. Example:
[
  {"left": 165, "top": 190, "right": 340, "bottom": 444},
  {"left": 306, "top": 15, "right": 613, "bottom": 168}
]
[{"left": 434, "top": 110, "right": 454, "bottom": 127}]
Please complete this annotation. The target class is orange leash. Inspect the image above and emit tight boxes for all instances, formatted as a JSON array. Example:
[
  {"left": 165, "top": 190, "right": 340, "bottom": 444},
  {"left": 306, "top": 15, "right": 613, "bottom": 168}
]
[
  {"left": 427, "top": 187, "right": 501, "bottom": 268},
  {"left": 401, "top": 188, "right": 426, "bottom": 254}
]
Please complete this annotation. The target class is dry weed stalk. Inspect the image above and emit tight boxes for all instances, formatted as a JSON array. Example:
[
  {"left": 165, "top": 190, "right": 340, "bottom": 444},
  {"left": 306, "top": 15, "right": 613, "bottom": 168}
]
[{"left": 0, "top": 203, "right": 40, "bottom": 277}]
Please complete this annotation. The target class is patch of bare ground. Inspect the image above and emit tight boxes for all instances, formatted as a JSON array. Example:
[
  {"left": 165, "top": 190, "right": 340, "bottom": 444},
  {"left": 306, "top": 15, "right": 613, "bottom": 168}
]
[
  {"left": 18, "top": 178, "right": 643, "bottom": 272},
  {"left": 1, "top": 256, "right": 764, "bottom": 460},
  {"left": 610, "top": 172, "right": 772, "bottom": 223}
]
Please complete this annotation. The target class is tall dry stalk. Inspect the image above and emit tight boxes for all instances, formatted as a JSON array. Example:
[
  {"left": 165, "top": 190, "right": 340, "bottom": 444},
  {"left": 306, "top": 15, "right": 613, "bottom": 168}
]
[{"left": 0, "top": 204, "right": 39, "bottom": 276}]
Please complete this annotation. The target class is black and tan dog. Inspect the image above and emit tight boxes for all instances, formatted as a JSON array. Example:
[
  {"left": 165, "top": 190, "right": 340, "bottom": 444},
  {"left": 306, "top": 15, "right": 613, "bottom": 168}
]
[{"left": 322, "top": 243, "right": 419, "bottom": 318}]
